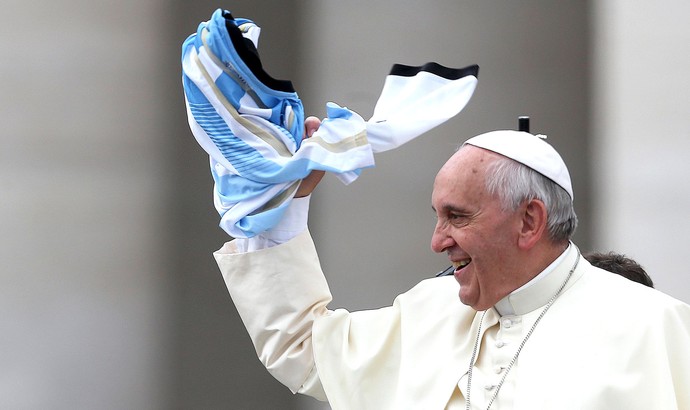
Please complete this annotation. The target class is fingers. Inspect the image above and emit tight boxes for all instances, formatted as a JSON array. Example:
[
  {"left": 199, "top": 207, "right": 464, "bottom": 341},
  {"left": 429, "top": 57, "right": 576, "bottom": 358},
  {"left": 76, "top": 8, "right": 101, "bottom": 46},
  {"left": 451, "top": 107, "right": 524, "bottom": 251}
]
[{"left": 303, "top": 116, "right": 322, "bottom": 139}]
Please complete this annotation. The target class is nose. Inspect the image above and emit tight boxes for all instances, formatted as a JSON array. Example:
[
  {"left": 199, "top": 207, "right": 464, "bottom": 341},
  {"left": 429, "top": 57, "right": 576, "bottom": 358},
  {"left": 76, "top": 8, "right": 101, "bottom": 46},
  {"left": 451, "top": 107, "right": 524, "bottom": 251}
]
[{"left": 430, "top": 221, "right": 454, "bottom": 253}]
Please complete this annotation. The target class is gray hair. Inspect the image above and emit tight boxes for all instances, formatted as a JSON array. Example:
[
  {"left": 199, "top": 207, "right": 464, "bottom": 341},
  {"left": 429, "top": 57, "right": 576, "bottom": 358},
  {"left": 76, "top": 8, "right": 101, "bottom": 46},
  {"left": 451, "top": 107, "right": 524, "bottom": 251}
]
[{"left": 484, "top": 154, "right": 578, "bottom": 242}]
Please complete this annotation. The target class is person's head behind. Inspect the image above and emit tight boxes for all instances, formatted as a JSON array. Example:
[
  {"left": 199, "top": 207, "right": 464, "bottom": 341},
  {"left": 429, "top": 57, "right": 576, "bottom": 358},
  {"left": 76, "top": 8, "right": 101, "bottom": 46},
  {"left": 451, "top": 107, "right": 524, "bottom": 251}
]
[
  {"left": 584, "top": 251, "right": 654, "bottom": 288},
  {"left": 431, "top": 130, "right": 577, "bottom": 311}
]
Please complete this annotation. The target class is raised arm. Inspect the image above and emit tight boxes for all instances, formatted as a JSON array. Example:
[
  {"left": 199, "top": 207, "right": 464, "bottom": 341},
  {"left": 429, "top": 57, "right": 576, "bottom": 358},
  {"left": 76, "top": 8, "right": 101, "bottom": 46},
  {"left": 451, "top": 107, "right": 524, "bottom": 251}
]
[
  {"left": 214, "top": 224, "right": 331, "bottom": 400},
  {"left": 212, "top": 116, "right": 330, "bottom": 400}
]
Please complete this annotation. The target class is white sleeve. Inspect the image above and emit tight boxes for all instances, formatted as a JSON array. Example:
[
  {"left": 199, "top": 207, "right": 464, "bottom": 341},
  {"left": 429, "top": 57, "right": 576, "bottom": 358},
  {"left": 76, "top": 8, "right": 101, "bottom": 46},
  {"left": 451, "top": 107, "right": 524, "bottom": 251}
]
[
  {"left": 214, "top": 229, "right": 330, "bottom": 401},
  {"left": 234, "top": 195, "right": 311, "bottom": 253}
]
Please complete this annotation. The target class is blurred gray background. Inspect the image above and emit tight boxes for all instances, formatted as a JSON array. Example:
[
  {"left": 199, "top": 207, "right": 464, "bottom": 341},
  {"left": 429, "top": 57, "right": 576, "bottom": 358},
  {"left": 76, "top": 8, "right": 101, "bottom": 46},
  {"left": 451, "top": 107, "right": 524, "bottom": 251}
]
[{"left": 1, "top": 0, "right": 688, "bottom": 408}]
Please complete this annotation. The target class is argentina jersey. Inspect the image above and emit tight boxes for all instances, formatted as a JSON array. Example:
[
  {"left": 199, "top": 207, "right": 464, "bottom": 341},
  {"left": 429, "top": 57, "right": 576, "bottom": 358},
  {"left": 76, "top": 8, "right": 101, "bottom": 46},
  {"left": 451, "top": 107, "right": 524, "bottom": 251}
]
[{"left": 182, "top": 9, "right": 479, "bottom": 238}]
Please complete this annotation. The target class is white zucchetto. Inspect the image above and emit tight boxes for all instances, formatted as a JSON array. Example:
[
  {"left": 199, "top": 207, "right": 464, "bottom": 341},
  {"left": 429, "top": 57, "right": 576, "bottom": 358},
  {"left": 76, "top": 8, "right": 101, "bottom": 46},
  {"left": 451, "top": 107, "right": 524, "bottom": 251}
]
[{"left": 463, "top": 130, "right": 573, "bottom": 200}]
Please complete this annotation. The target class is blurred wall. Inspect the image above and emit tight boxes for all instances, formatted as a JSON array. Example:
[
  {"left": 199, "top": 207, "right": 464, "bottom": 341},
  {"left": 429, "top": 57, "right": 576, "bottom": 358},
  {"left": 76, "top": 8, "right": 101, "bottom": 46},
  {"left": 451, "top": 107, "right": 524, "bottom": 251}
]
[
  {"left": 591, "top": 0, "right": 690, "bottom": 303},
  {"left": 0, "top": 1, "right": 173, "bottom": 408},
  {"left": 1, "top": 1, "right": 688, "bottom": 409}
]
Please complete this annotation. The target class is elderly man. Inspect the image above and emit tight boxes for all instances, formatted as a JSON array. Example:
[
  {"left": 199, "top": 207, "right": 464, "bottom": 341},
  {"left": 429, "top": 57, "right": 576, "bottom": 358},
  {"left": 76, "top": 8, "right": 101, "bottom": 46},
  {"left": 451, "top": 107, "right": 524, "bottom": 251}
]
[{"left": 216, "top": 129, "right": 690, "bottom": 409}]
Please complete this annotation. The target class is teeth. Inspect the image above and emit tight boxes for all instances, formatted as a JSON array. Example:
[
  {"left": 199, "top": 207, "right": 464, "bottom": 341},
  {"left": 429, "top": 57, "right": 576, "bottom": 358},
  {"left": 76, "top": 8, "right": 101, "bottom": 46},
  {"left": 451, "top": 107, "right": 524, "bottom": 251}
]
[{"left": 453, "top": 259, "right": 471, "bottom": 269}]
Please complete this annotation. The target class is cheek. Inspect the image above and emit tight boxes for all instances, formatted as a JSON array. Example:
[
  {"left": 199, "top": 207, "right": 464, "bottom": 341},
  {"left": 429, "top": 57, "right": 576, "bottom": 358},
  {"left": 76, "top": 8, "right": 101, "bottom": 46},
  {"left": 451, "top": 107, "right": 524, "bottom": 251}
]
[
  {"left": 470, "top": 231, "right": 512, "bottom": 272},
  {"left": 482, "top": 218, "right": 518, "bottom": 250},
  {"left": 462, "top": 229, "right": 495, "bottom": 254}
]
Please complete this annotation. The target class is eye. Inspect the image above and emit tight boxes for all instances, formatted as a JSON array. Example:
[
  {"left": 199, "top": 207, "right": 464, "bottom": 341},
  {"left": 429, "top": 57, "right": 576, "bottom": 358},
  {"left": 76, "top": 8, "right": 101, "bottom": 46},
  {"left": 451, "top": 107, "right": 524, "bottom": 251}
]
[
  {"left": 448, "top": 212, "right": 470, "bottom": 227},
  {"left": 432, "top": 206, "right": 471, "bottom": 227}
]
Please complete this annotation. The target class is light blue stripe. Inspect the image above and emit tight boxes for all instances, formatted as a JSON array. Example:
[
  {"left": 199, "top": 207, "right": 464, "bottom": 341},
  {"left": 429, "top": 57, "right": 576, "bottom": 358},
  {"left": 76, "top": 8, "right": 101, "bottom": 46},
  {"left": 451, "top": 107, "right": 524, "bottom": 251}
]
[
  {"left": 212, "top": 171, "right": 272, "bottom": 203},
  {"left": 234, "top": 202, "right": 290, "bottom": 237}
]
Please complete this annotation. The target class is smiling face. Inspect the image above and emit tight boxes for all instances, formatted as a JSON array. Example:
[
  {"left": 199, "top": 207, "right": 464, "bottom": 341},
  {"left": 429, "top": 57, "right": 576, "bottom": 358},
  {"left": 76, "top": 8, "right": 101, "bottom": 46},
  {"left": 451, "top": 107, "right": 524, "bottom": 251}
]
[{"left": 431, "top": 146, "right": 526, "bottom": 310}]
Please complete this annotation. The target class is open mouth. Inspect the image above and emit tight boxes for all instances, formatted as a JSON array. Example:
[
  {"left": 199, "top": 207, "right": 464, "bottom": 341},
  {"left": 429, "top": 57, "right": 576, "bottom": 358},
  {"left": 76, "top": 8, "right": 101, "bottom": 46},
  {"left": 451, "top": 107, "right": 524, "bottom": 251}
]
[{"left": 453, "top": 259, "right": 471, "bottom": 272}]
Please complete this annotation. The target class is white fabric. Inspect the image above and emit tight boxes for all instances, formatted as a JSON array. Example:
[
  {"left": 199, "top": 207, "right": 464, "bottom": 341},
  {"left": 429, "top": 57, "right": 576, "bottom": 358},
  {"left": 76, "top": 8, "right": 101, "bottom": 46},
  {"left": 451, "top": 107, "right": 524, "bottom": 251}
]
[
  {"left": 366, "top": 68, "right": 478, "bottom": 152},
  {"left": 216, "top": 230, "right": 690, "bottom": 409},
  {"left": 234, "top": 196, "right": 311, "bottom": 253},
  {"left": 215, "top": 230, "right": 330, "bottom": 401},
  {"left": 464, "top": 130, "right": 574, "bottom": 199}
]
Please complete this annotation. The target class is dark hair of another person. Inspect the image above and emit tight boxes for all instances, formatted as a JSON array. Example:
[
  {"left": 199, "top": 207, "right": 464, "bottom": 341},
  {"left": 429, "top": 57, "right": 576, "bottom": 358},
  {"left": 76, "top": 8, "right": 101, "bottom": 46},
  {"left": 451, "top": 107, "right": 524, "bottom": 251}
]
[{"left": 584, "top": 251, "right": 654, "bottom": 288}]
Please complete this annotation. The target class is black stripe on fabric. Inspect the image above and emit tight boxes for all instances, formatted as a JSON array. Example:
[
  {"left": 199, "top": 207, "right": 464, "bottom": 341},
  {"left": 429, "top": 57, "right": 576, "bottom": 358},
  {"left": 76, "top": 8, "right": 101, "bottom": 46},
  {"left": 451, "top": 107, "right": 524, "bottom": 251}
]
[
  {"left": 389, "top": 62, "right": 479, "bottom": 80},
  {"left": 222, "top": 10, "right": 295, "bottom": 93}
]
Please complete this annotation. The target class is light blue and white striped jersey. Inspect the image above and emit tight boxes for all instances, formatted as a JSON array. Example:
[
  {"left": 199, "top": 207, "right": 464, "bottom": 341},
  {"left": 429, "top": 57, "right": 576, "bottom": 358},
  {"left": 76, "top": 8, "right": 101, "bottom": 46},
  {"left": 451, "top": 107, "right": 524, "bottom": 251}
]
[{"left": 182, "top": 9, "right": 478, "bottom": 238}]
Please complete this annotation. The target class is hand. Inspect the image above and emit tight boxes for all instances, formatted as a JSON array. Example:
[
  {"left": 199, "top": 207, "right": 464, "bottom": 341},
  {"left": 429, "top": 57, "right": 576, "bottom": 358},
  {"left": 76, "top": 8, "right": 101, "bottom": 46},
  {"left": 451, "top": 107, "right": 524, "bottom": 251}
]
[{"left": 295, "top": 116, "right": 326, "bottom": 197}]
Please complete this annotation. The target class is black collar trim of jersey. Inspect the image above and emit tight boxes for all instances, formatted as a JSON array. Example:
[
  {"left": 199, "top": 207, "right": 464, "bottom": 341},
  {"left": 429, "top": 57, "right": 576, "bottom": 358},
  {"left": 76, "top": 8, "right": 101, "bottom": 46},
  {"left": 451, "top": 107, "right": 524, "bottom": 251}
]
[
  {"left": 222, "top": 11, "right": 295, "bottom": 93},
  {"left": 390, "top": 62, "right": 479, "bottom": 80}
]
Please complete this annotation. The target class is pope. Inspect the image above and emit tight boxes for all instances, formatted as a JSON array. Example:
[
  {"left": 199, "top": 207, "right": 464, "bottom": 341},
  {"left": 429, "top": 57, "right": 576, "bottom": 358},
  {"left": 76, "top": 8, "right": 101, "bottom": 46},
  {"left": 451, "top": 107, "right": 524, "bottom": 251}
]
[{"left": 215, "top": 127, "right": 690, "bottom": 409}]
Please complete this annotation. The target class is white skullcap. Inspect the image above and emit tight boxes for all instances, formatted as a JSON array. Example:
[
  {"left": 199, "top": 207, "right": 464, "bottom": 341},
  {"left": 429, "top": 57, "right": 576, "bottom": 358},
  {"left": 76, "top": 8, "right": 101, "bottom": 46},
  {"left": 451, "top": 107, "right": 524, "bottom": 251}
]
[{"left": 463, "top": 130, "right": 573, "bottom": 200}]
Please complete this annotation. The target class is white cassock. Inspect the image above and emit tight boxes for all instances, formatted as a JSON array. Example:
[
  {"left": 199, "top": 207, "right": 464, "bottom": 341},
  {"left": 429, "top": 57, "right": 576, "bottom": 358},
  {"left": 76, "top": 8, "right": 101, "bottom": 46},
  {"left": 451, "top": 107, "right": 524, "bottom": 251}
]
[{"left": 216, "top": 229, "right": 690, "bottom": 409}]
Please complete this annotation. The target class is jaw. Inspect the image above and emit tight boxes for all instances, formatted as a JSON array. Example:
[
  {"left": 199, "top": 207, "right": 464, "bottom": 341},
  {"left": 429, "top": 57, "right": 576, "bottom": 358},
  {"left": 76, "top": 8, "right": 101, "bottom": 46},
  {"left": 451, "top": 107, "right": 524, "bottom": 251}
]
[
  {"left": 455, "top": 264, "right": 503, "bottom": 311},
  {"left": 455, "top": 265, "right": 480, "bottom": 308},
  {"left": 458, "top": 286, "right": 493, "bottom": 311}
]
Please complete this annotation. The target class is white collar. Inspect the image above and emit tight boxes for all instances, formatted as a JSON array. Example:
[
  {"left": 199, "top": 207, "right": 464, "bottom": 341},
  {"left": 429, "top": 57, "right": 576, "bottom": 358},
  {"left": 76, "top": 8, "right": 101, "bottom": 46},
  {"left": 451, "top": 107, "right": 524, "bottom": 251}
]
[{"left": 494, "top": 243, "right": 577, "bottom": 316}]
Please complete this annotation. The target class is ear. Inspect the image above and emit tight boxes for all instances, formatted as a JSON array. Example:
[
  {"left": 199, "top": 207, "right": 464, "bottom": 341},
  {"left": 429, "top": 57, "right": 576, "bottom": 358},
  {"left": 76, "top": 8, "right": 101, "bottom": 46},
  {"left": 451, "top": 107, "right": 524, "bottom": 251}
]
[{"left": 517, "top": 199, "right": 548, "bottom": 250}]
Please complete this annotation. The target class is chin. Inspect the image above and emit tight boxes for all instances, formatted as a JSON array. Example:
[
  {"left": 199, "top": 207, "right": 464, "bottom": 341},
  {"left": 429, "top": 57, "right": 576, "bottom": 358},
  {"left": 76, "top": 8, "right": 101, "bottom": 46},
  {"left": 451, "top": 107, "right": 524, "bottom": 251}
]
[
  {"left": 457, "top": 291, "right": 475, "bottom": 308},
  {"left": 461, "top": 295, "right": 491, "bottom": 311}
]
